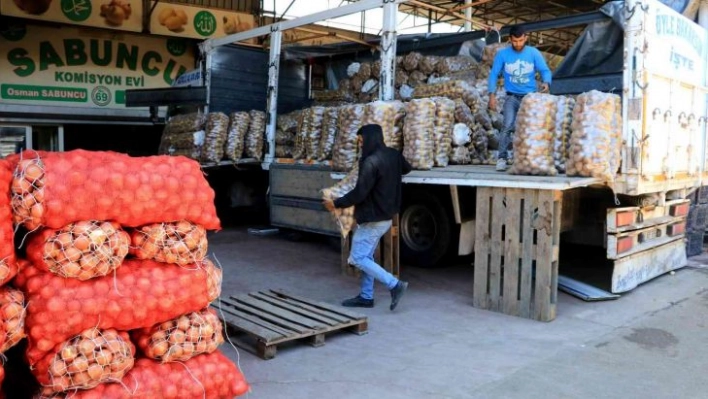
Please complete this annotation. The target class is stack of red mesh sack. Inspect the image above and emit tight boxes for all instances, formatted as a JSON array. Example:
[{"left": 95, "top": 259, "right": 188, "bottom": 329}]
[
  {"left": 7, "top": 150, "right": 248, "bottom": 398},
  {"left": 0, "top": 159, "right": 26, "bottom": 397}
]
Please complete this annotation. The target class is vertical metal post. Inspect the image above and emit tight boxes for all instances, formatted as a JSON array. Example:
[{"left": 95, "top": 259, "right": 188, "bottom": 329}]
[
  {"left": 204, "top": 51, "right": 212, "bottom": 114},
  {"left": 379, "top": 1, "right": 397, "bottom": 101},
  {"left": 464, "top": 0, "right": 472, "bottom": 31},
  {"left": 264, "top": 29, "right": 282, "bottom": 166}
]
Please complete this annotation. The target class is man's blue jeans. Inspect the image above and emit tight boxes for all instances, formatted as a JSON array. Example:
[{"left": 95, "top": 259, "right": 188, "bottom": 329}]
[
  {"left": 497, "top": 94, "right": 523, "bottom": 160},
  {"left": 348, "top": 220, "right": 399, "bottom": 300}
]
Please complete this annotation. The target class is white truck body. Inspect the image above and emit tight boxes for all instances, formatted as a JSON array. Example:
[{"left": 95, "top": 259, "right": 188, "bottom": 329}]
[{"left": 619, "top": 0, "right": 708, "bottom": 195}]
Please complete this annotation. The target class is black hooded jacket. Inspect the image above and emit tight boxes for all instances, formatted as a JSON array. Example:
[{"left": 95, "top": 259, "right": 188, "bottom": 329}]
[{"left": 334, "top": 124, "right": 412, "bottom": 223}]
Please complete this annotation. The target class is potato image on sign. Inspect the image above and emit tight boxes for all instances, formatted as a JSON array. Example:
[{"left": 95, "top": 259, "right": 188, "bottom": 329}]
[
  {"left": 100, "top": 0, "right": 132, "bottom": 26},
  {"left": 159, "top": 7, "right": 188, "bottom": 32},
  {"left": 12, "top": 0, "right": 52, "bottom": 15},
  {"left": 223, "top": 15, "right": 250, "bottom": 34}
]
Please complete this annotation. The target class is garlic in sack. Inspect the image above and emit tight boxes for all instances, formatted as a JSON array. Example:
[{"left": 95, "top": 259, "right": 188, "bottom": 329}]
[
  {"left": 332, "top": 104, "right": 365, "bottom": 172},
  {"left": 419, "top": 55, "right": 441, "bottom": 75},
  {"left": 356, "top": 62, "right": 372, "bottom": 80},
  {"left": 402, "top": 99, "right": 436, "bottom": 170},
  {"left": 432, "top": 97, "right": 455, "bottom": 167},
  {"left": 201, "top": 112, "right": 230, "bottom": 163},
  {"left": 508, "top": 93, "right": 558, "bottom": 176},
  {"left": 364, "top": 101, "right": 406, "bottom": 150},
  {"left": 566, "top": 90, "right": 621, "bottom": 182},
  {"left": 245, "top": 110, "right": 266, "bottom": 161},
  {"left": 395, "top": 70, "right": 410, "bottom": 88},
  {"left": 451, "top": 146, "right": 471, "bottom": 165},
  {"left": 403, "top": 52, "right": 423, "bottom": 72},
  {"left": 224, "top": 112, "right": 250, "bottom": 161},
  {"left": 317, "top": 107, "right": 340, "bottom": 161},
  {"left": 435, "top": 55, "right": 478, "bottom": 75},
  {"left": 322, "top": 166, "right": 359, "bottom": 238},
  {"left": 303, "top": 106, "right": 326, "bottom": 160},
  {"left": 553, "top": 96, "right": 576, "bottom": 173}
]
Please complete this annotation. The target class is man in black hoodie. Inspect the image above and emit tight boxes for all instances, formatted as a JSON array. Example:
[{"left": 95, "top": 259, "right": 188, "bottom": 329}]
[{"left": 324, "top": 124, "right": 412, "bottom": 311}]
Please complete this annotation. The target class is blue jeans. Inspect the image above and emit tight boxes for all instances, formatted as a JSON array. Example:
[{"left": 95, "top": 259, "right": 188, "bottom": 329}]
[
  {"left": 497, "top": 94, "right": 523, "bottom": 160},
  {"left": 348, "top": 220, "right": 399, "bottom": 300}
]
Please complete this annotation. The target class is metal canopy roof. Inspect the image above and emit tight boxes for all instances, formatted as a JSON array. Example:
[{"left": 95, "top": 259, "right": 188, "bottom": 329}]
[{"left": 396, "top": 0, "right": 609, "bottom": 53}]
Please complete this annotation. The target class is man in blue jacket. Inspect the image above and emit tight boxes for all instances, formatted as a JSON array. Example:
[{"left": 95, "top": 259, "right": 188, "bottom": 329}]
[
  {"left": 488, "top": 25, "right": 552, "bottom": 171},
  {"left": 324, "top": 124, "right": 411, "bottom": 311}
]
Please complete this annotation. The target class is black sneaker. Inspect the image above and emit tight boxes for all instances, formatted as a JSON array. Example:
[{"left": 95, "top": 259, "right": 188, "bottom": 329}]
[
  {"left": 390, "top": 281, "right": 408, "bottom": 311},
  {"left": 342, "top": 295, "right": 374, "bottom": 308}
]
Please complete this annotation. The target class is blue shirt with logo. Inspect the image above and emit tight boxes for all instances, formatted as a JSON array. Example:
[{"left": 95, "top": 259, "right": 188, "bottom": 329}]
[{"left": 488, "top": 46, "right": 552, "bottom": 95}]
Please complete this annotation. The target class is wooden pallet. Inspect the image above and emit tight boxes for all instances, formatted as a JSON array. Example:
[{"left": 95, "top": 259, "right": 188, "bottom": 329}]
[
  {"left": 213, "top": 290, "right": 368, "bottom": 360},
  {"left": 473, "top": 187, "right": 562, "bottom": 322},
  {"left": 341, "top": 214, "right": 400, "bottom": 278}
]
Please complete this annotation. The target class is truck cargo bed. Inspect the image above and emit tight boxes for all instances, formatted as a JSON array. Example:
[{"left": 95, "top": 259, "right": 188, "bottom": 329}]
[{"left": 333, "top": 165, "right": 603, "bottom": 190}]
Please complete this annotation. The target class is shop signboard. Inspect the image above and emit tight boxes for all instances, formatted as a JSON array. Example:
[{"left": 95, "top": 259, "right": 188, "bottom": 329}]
[
  {"left": 149, "top": 2, "right": 256, "bottom": 41},
  {"left": 0, "top": 23, "right": 195, "bottom": 109},
  {"left": 0, "top": 0, "right": 143, "bottom": 32}
]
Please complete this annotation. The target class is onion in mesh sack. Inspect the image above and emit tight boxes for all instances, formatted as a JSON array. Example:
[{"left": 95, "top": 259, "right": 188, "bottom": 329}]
[
  {"left": 130, "top": 221, "right": 207, "bottom": 265},
  {"left": 27, "top": 221, "right": 130, "bottom": 281},
  {"left": 132, "top": 308, "right": 223, "bottom": 363},
  {"left": 0, "top": 287, "right": 25, "bottom": 353},
  {"left": 35, "top": 328, "right": 135, "bottom": 395}
]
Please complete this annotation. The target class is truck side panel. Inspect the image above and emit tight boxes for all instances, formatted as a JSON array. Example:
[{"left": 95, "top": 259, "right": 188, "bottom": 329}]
[
  {"left": 619, "top": 0, "right": 708, "bottom": 195},
  {"left": 209, "top": 45, "right": 309, "bottom": 114}
]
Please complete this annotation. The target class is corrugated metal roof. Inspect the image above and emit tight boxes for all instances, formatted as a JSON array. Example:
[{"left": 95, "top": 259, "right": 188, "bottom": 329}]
[{"left": 397, "top": 0, "right": 608, "bottom": 53}]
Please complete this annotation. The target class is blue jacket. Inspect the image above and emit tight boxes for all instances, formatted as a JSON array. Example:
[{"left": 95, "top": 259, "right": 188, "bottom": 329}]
[{"left": 488, "top": 46, "right": 552, "bottom": 95}]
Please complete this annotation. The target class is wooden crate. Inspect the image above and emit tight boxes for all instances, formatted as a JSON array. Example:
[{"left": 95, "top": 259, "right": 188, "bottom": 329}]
[
  {"left": 473, "top": 187, "right": 562, "bottom": 322},
  {"left": 341, "top": 215, "right": 400, "bottom": 278}
]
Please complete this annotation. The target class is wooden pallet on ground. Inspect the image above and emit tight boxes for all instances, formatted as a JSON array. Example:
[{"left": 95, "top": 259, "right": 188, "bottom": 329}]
[{"left": 213, "top": 290, "right": 368, "bottom": 360}]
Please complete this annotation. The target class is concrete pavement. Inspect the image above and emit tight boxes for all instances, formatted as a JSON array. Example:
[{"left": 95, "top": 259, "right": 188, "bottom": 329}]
[{"left": 210, "top": 228, "right": 708, "bottom": 399}]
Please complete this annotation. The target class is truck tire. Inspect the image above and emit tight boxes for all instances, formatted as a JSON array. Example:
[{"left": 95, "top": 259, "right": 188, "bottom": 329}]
[{"left": 400, "top": 190, "right": 453, "bottom": 267}]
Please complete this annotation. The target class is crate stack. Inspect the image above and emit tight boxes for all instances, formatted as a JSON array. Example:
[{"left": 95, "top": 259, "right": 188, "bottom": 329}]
[
  {"left": 1, "top": 150, "right": 249, "bottom": 398},
  {"left": 686, "top": 187, "right": 708, "bottom": 256}
]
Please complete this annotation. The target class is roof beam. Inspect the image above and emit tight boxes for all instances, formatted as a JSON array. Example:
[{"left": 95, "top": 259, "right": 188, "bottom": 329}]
[{"left": 202, "top": 0, "right": 407, "bottom": 51}]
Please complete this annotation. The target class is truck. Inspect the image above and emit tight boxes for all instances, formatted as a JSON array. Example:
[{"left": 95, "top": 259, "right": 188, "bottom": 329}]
[{"left": 129, "top": 0, "right": 708, "bottom": 298}]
